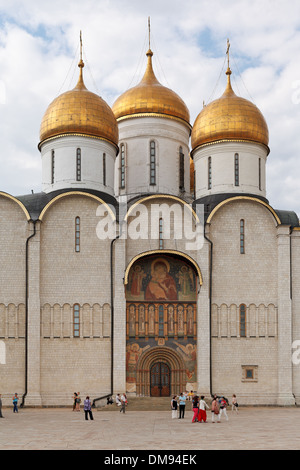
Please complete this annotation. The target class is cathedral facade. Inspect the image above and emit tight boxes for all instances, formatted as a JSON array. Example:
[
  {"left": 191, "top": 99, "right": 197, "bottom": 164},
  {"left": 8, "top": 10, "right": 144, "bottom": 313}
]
[{"left": 1, "top": 39, "right": 300, "bottom": 407}]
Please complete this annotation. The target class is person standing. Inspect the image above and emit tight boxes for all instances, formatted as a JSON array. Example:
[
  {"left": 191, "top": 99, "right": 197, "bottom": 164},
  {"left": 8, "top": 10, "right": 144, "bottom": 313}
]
[
  {"left": 75, "top": 392, "right": 81, "bottom": 411},
  {"left": 178, "top": 393, "right": 186, "bottom": 419},
  {"left": 232, "top": 394, "right": 239, "bottom": 413},
  {"left": 12, "top": 393, "right": 19, "bottom": 413},
  {"left": 192, "top": 395, "right": 199, "bottom": 423},
  {"left": 83, "top": 396, "right": 94, "bottom": 420},
  {"left": 198, "top": 396, "right": 210, "bottom": 423},
  {"left": 73, "top": 392, "right": 77, "bottom": 411},
  {"left": 120, "top": 393, "right": 127, "bottom": 413},
  {"left": 0, "top": 394, "right": 4, "bottom": 418},
  {"left": 211, "top": 395, "right": 220, "bottom": 423},
  {"left": 219, "top": 397, "right": 229, "bottom": 421},
  {"left": 171, "top": 396, "right": 178, "bottom": 419}
]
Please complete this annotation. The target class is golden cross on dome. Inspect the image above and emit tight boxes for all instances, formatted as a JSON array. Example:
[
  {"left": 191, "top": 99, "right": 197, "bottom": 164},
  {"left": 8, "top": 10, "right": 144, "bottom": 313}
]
[
  {"left": 80, "top": 31, "right": 83, "bottom": 60},
  {"left": 78, "top": 30, "right": 84, "bottom": 68},
  {"left": 225, "top": 38, "right": 232, "bottom": 81},
  {"left": 226, "top": 38, "right": 230, "bottom": 69},
  {"left": 148, "top": 16, "right": 151, "bottom": 50}
]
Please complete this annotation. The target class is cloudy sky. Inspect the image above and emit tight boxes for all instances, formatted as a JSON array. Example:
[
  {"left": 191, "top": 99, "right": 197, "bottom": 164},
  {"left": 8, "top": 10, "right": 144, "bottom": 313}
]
[{"left": 0, "top": 0, "right": 300, "bottom": 215}]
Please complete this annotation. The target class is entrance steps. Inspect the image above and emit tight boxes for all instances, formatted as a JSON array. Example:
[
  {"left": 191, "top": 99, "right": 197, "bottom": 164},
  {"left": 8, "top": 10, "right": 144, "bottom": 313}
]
[{"left": 98, "top": 396, "right": 182, "bottom": 412}]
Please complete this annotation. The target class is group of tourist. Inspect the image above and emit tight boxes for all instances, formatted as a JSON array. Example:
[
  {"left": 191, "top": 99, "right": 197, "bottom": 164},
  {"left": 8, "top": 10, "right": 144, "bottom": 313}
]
[
  {"left": 72, "top": 392, "right": 94, "bottom": 420},
  {"left": 171, "top": 391, "right": 239, "bottom": 423},
  {"left": 114, "top": 393, "right": 128, "bottom": 413},
  {"left": 1, "top": 390, "right": 239, "bottom": 424},
  {"left": 73, "top": 392, "right": 128, "bottom": 417}
]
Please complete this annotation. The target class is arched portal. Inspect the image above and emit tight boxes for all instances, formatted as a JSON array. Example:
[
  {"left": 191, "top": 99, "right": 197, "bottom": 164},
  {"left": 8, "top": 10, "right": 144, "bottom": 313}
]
[
  {"left": 125, "top": 253, "right": 198, "bottom": 396},
  {"left": 136, "top": 346, "right": 186, "bottom": 397}
]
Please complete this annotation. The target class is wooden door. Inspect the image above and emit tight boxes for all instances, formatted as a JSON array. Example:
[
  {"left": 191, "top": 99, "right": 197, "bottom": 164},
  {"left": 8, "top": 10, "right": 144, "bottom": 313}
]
[{"left": 150, "top": 362, "right": 170, "bottom": 397}]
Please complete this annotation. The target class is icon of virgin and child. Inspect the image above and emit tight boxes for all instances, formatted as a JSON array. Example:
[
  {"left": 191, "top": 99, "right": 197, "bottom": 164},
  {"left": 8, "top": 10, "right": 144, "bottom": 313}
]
[{"left": 127, "top": 257, "right": 196, "bottom": 302}]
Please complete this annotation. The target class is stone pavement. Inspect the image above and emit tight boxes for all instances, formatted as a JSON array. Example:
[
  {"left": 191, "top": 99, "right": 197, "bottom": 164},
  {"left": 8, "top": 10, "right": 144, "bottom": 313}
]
[{"left": 0, "top": 405, "right": 300, "bottom": 450}]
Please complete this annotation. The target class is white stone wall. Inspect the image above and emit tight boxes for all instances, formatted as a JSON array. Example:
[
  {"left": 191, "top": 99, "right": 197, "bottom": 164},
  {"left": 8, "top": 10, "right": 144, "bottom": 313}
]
[
  {"left": 207, "top": 198, "right": 281, "bottom": 404},
  {"left": 0, "top": 196, "right": 28, "bottom": 403},
  {"left": 38, "top": 194, "right": 115, "bottom": 404},
  {"left": 291, "top": 230, "right": 300, "bottom": 404},
  {"left": 41, "top": 135, "right": 116, "bottom": 195},
  {"left": 193, "top": 141, "right": 268, "bottom": 200},
  {"left": 1, "top": 187, "right": 300, "bottom": 406},
  {"left": 115, "top": 117, "right": 191, "bottom": 198}
]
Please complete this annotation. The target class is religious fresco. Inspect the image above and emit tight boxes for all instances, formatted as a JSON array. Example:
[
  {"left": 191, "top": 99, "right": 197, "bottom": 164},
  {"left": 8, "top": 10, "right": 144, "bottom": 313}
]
[
  {"left": 125, "top": 255, "right": 198, "bottom": 394},
  {"left": 126, "top": 338, "right": 197, "bottom": 392},
  {"left": 126, "top": 255, "right": 197, "bottom": 302}
]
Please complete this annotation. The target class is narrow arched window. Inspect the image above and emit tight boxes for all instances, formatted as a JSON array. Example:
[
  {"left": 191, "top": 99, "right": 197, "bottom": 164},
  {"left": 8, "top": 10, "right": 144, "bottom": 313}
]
[
  {"left": 73, "top": 304, "right": 80, "bottom": 337},
  {"left": 240, "top": 219, "right": 245, "bottom": 254},
  {"left": 120, "top": 144, "right": 125, "bottom": 189},
  {"left": 75, "top": 216, "right": 80, "bottom": 253},
  {"left": 159, "top": 217, "right": 163, "bottom": 249},
  {"left": 208, "top": 156, "right": 212, "bottom": 189},
  {"left": 258, "top": 158, "right": 262, "bottom": 190},
  {"left": 239, "top": 304, "right": 246, "bottom": 337},
  {"left": 179, "top": 146, "right": 185, "bottom": 191},
  {"left": 234, "top": 153, "right": 239, "bottom": 186},
  {"left": 51, "top": 150, "right": 55, "bottom": 184},
  {"left": 103, "top": 153, "right": 106, "bottom": 186},
  {"left": 193, "top": 168, "right": 196, "bottom": 198},
  {"left": 150, "top": 140, "right": 156, "bottom": 185},
  {"left": 76, "top": 148, "right": 81, "bottom": 181}
]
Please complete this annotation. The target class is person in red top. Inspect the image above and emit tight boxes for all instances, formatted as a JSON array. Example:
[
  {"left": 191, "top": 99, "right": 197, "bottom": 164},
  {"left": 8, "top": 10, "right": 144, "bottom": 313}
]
[{"left": 219, "top": 397, "right": 229, "bottom": 421}]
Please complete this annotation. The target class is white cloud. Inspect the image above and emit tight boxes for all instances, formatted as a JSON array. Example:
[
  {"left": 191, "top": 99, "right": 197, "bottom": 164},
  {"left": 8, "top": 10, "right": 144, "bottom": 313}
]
[{"left": 0, "top": 0, "right": 299, "bottom": 216}]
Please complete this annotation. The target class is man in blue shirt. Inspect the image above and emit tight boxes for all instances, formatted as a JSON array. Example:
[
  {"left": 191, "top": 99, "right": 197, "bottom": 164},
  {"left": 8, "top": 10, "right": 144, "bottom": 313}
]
[{"left": 178, "top": 393, "right": 186, "bottom": 419}]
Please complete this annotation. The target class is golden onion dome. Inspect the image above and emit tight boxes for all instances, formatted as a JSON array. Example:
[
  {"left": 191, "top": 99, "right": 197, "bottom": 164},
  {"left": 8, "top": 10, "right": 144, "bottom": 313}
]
[
  {"left": 39, "top": 58, "right": 118, "bottom": 149},
  {"left": 112, "top": 49, "right": 190, "bottom": 127},
  {"left": 191, "top": 66, "right": 269, "bottom": 153}
]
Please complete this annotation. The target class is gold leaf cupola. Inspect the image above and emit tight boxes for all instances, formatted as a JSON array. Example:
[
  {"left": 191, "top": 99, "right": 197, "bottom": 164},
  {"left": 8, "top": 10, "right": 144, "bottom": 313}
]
[
  {"left": 191, "top": 41, "right": 269, "bottom": 154},
  {"left": 112, "top": 42, "right": 190, "bottom": 126},
  {"left": 39, "top": 33, "right": 118, "bottom": 149},
  {"left": 39, "top": 33, "right": 118, "bottom": 196},
  {"left": 112, "top": 19, "right": 191, "bottom": 199},
  {"left": 191, "top": 41, "right": 270, "bottom": 202}
]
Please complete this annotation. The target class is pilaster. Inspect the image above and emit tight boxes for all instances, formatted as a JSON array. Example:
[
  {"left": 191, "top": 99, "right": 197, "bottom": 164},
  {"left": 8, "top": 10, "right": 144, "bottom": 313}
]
[
  {"left": 113, "top": 235, "right": 126, "bottom": 394},
  {"left": 26, "top": 221, "right": 42, "bottom": 406},
  {"left": 277, "top": 225, "right": 295, "bottom": 405},
  {"left": 196, "top": 226, "right": 211, "bottom": 396}
]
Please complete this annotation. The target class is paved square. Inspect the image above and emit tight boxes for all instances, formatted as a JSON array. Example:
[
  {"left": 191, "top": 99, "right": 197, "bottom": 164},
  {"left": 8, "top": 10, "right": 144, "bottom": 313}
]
[{"left": 0, "top": 406, "right": 300, "bottom": 450}]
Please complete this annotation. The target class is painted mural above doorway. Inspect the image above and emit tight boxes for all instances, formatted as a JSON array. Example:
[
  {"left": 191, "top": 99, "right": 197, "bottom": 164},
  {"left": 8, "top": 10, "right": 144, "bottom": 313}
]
[{"left": 126, "top": 255, "right": 197, "bottom": 302}]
